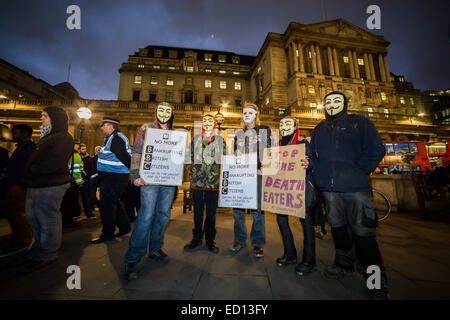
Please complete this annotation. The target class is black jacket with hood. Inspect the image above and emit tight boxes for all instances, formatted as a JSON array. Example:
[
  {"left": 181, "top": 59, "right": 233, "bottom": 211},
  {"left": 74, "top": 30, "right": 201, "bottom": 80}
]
[
  {"left": 310, "top": 92, "right": 386, "bottom": 192},
  {"left": 22, "top": 106, "right": 74, "bottom": 188}
]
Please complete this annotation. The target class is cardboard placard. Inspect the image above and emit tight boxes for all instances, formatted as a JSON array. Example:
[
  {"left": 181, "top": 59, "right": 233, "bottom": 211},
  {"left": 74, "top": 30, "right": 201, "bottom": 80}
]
[
  {"left": 261, "top": 144, "right": 306, "bottom": 218},
  {"left": 139, "top": 128, "right": 188, "bottom": 186},
  {"left": 219, "top": 153, "right": 258, "bottom": 209}
]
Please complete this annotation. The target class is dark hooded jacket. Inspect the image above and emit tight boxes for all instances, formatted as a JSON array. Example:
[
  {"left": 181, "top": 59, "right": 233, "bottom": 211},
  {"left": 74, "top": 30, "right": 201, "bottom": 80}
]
[
  {"left": 310, "top": 91, "right": 386, "bottom": 192},
  {"left": 22, "top": 106, "right": 74, "bottom": 188}
]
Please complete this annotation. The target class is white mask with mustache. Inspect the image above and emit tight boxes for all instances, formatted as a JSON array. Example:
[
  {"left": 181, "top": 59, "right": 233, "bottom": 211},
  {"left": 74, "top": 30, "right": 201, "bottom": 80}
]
[{"left": 325, "top": 94, "right": 345, "bottom": 116}]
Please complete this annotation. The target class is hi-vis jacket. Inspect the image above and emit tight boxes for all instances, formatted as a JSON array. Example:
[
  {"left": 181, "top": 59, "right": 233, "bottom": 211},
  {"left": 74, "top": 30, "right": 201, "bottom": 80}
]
[
  {"left": 98, "top": 132, "right": 131, "bottom": 174},
  {"left": 68, "top": 152, "right": 85, "bottom": 186}
]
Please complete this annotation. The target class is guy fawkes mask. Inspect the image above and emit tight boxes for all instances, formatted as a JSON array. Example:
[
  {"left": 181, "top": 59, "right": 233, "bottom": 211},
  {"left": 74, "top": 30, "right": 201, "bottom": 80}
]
[
  {"left": 280, "top": 118, "right": 296, "bottom": 137},
  {"left": 325, "top": 93, "right": 345, "bottom": 116},
  {"left": 156, "top": 104, "right": 173, "bottom": 124}
]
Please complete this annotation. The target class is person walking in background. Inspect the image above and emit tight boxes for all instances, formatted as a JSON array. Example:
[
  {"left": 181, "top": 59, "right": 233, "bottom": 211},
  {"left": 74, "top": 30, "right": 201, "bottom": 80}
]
[
  {"left": 79, "top": 143, "right": 95, "bottom": 219},
  {"left": 89, "top": 145, "right": 102, "bottom": 210}
]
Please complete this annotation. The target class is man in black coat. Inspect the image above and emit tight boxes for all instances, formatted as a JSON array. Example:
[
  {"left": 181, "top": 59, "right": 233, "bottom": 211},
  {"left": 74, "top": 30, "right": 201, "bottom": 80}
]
[{"left": 310, "top": 91, "right": 388, "bottom": 299}]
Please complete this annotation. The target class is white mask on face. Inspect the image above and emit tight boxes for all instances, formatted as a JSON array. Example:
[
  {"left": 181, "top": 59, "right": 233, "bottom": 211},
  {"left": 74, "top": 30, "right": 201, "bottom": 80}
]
[
  {"left": 202, "top": 116, "right": 215, "bottom": 133},
  {"left": 156, "top": 105, "right": 173, "bottom": 124},
  {"left": 243, "top": 107, "right": 256, "bottom": 125},
  {"left": 280, "top": 119, "right": 296, "bottom": 137},
  {"left": 325, "top": 94, "right": 345, "bottom": 116}
]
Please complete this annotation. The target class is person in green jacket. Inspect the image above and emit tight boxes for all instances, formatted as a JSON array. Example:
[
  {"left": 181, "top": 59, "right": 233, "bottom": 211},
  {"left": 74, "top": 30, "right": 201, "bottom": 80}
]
[{"left": 184, "top": 114, "right": 225, "bottom": 253}]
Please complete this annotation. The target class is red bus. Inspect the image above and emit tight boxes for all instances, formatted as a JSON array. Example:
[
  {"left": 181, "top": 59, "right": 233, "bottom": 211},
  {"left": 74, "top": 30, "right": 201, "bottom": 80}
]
[
  {"left": 377, "top": 141, "right": 432, "bottom": 174},
  {"left": 425, "top": 141, "right": 450, "bottom": 168}
]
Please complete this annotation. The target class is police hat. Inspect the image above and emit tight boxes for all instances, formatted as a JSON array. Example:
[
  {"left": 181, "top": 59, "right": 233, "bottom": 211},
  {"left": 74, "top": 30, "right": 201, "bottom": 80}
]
[{"left": 101, "top": 117, "right": 120, "bottom": 126}]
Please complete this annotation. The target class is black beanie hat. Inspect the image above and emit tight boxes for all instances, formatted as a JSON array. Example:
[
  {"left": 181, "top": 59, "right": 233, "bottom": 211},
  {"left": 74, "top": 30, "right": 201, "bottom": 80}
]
[
  {"left": 323, "top": 91, "right": 348, "bottom": 118},
  {"left": 43, "top": 106, "right": 69, "bottom": 133}
]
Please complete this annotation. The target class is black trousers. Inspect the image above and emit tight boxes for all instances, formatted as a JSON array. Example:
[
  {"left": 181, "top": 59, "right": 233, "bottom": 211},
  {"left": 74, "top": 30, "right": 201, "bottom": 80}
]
[
  {"left": 192, "top": 189, "right": 218, "bottom": 244},
  {"left": 60, "top": 185, "right": 81, "bottom": 224},
  {"left": 80, "top": 183, "right": 92, "bottom": 216},
  {"left": 99, "top": 174, "right": 131, "bottom": 238},
  {"left": 276, "top": 212, "right": 316, "bottom": 265}
]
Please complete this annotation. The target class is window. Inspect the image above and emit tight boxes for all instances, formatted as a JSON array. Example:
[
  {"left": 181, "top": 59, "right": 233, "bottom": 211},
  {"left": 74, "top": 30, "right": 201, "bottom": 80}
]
[
  {"left": 219, "top": 70, "right": 226, "bottom": 74},
  {"left": 220, "top": 95, "right": 226, "bottom": 103},
  {"left": 219, "top": 55, "right": 226, "bottom": 63},
  {"left": 205, "top": 94, "right": 212, "bottom": 105},
  {"left": 151, "top": 76, "right": 158, "bottom": 85},
  {"left": 132, "top": 90, "right": 140, "bottom": 101},
  {"left": 205, "top": 69, "right": 212, "bottom": 73},
  {"left": 165, "top": 91, "right": 173, "bottom": 102},
  {"left": 149, "top": 92, "right": 157, "bottom": 102},
  {"left": 134, "top": 75, "right": 142, "bottom": 84},
  {"left": 205, "top": 80, "right": 212, "bottom": 88},
  {"left": 233, "top": 71, "right": 240, "bottom": 75},
  {"left": 265, "top": 97, "right": 270, "bottom": 105},
  {"left": 308, "top": 85, "right": 315, "bottom": 94},
  {"left": 399, "top": 76, "right": 405, "bottom": 82},
  {"left": 168, "top": 66, "right": 176, "bottom": 70},
  {"left": 220, "top": 81, "right": 227, "bottom": 89},
  {"left": 185, "top": 77, "right": 193, "bottom": 85},
  {"left": 186, "top": 66, "right": 194, "bottom": 72},
  {"left": 358, "top": 58, "right": 364, "bottom": 65},
  {"left": 204, "top": 54, "right": 212, "bottom": 62},
  {"left": 153, "top": 65, "right": 160, "bottom": 69},
  {"left": 154, "top": 49, "right": 163, "bottom": 58},
  {"left": 410, "top": 97, "right": 415, "bottom": 105},
  {"left": 308, "top": 51, "right": 312, "bottom": 59},
  {"left": 169, "top": 50, "right": 177, "bottom": 59},
  {"left": 166, "top": 78, "right": 174, "bottom": 86},
  {"left": 381, "top": 92, "right": 387, "bottom": 101},
  {"left": 232, "top": 56, "right": 240, "bottom": 64},
  {"left": 343, "top": 56, "right": 349, "bottom": 63},
  {"left": 296, "top": 50, "right": 299, "bottom": 57},
  {"left": 257, "top": 66, "right": 262, "bottom": 73},
  {"left": 235, "top": 96, "right": 242, "bottom": 106},
  {"left": 400, "top": 97, "right": 406, "bottom": 104},
  {"left": 234, "top": 82, "right": 241, "bottom": 90},
  {"left": 384, "top": 108, "right": 390, "bottom": 118},
  {"left": 368, "top": 107, "right": 374, "bottom": 117},
  {"left": 138, "top": 64, "right": 144, "bottom": 68},
  {"left": 309, "top": 102, "right": 317, "bottom": 108}
]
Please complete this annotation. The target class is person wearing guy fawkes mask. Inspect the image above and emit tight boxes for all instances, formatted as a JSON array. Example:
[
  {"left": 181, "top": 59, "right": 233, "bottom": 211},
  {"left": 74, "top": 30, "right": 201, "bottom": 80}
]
[
  {"left": 124, "top": 102, "right": 177, "bottom": 280},
  {"left": 229, "top": 103, "right": 272, "bottom": 258},
  {"left": 310, "top": 91, "right": 389, "bottom": 299}
]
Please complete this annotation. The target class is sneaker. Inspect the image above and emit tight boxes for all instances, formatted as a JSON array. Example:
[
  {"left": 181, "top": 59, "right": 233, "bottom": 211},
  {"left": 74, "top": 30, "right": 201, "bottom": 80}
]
[
  {"left": 0, "top": 244, "right": 30, "bottom": 259},
  {"left": 253, "top": 246, "right": 264, "bottom": 258},
  {"left": 276, "top": 255, "right": 297, "bottom": 267},
  {"left": 124, "top": 261, "right": 139, "bottom": 281},
  {"left": 149, "top": 249, "right": 169, "bottom": 263},
  {"left": 229, "top": 242, "right": 243, "bottom": 254},
  {"left": 206, "top": 242, "right": 219, "bottom": 254},
  {"left": 323, "top": 264, "right": 354, "bottom": 279},
  {"left": 184, "top": 239, "right": 202, "bottom": 251},
  {"left": 295, "top": 262, "right": 316, "bottom": 276}
]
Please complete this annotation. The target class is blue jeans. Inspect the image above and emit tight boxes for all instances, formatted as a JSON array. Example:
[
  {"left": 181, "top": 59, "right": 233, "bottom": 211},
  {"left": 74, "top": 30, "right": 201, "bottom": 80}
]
[
  {"left": 26, "top": 183, "right": 70, "bottom": 261},
  {"left": 233, "top": 175, "right": 265, "bottom": 247},
  {"left": 125, "top": 185, "right": 176, "bottom": 263}
]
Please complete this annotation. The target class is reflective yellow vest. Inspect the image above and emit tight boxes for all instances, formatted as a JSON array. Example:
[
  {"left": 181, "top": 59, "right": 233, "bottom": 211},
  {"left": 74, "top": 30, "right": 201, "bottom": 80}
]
[{"left": 68, "top": 152, "right": 85, "bottom": 186}]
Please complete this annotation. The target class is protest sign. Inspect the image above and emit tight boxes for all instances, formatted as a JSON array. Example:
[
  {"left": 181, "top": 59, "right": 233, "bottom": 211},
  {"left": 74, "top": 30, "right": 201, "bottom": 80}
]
[
  {"left": 261, "top": 144, "right": 306, "bottom": 218},
  {"left": 139, "top": 128, "right": 187, "bottom": 186},
  {"left": 219, "top": 153, "right": 257, "bottom": 209}
]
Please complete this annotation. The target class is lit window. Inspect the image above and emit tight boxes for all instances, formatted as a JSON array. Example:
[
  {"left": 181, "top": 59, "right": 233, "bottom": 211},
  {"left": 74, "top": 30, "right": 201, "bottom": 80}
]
[
  {"left": 168, "top": 50, "right": 177, "bottom": 59},
  {"left": 168, "top": 66, "right": 176, "bottom": 70},
  {"left": 153, "top": 65, "right": 160, "bottom": 69},
  {"left": 343, "top": 56, "right": 349, "bottom": 63},
  {"left": 205, "top": 80, "right": 212, "bottom": 88},
  {"left": 384, "top": 108, "right": 389, "bottom": 113},
  {"left": 257, "top": 66, "right": 262, "bottom": 73},
  {"left": 296, "top": 50, "right": 299, "bottom": 57},
  {"left": 138, "top": 64, "right": 145, "bottom": 68},
  {"left": 234, "top": 82, "right": 241, "bottom": 90},
  {"left": 186, "top": 66, "right": 194, "bottom": 72},
  {"left": 368, "top": 107, "right": 374, "bottom": 117},
  {"left": 400, "top": 97, "right": 406, "bottom": 104},
  {"left": 232, "top": 56, "right": 240, "bottom": 64},
  {"left": 219, "top": 55, "right": 226, "bottom": 63},
  {"left": 220, "top": 81, "right": 227, "bottom": 89},
  {"left": 205, "top": 69, "right": 212, "bottom": 73},
  {"left": 233, "top": 71, "right": 240, "bottom": 75},
  {"left": 154, "top": 49, "right": 163, "bottom": 57},
  {"left": 399, "top": 77, "right": 405, "bottom": 82},
  {"left": 358, "top": 58, "right": 364, "bottom": 65},
  {"left": 134, "top": 75, "right": 142, "bottom": 84},
  {"left": 410, "top": 97, "right": 415, "bottom": 105},
  {"left": 151, "top": 77, "right": 158, "bottom": 85},
  {"left": 309, "top": 102, "right": 316, "bottom": 108},
  {"left": 204, "top": 54, "right": 212, "bottom": 62},
  {"left": 384, "top": 108, "right": 389, "bottom": 118},
  {"left": 308, "top": 85, "right": 315, "bottom": 94},
  {"left": 265, "top": 97, "right": 270, "bottom": 105},
  {"left": 219, "top": 70, "right": 226, "bottom": 74},
  {"left": 308, "top": 51, "right": 312, "bottom": 59},
  {"left": 381, "top": 92, "right": 387, "bottom": 101},
  {"left": 166, "top": 78, "right": 174, "bottom": 86}
]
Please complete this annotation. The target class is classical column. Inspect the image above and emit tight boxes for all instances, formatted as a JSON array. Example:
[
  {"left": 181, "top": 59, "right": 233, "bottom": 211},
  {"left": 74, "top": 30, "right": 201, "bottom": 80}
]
[
  {"left": 369, "top": 53, "right": 376, "bottom": 81},
  {"left": 348, "top": 49, "right": 355, "bottom": 78},
  {"left": 353, "top": 51, "right": 360, "bottom": 79},
  {"left": 378, "top": 53, "right": 387, "bottom": 82},
  {"left": 363, "top": 52, "right": 371, "bottom": 80},
  {"left": 298, "top": 41, "right": 305, "bottom": 73},
  {"left": 327, "top": 46, "right": 335, "bottom": 76},
  {"left": 333, "top": 47, "right": 340, "bottom": 76},
  {"left": 310, "top": 44, "right": 317, "bottom": 74},
  {"left": 287, "top": 44, "right": 293, "bottom": 75},
  {"left": 293, "top": 42, "right": 299, "bottom": 72},
  {"left": 316, "top": 45, "right": 323, "bottom": 74},
  {"left": 384, "top": 54, "right": 391, "bottom": 82}
]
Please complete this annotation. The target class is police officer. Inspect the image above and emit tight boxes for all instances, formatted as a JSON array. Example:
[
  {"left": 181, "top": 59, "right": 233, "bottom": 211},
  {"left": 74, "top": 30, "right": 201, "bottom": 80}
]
[{"left": 90, "top": 117, "right": 131, "bottom": 244}]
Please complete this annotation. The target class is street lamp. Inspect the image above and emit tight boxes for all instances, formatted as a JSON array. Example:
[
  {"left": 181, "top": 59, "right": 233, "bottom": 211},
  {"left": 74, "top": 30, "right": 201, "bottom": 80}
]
[{"left": 76, "top": 107, "right": 92, "bottom": 143}]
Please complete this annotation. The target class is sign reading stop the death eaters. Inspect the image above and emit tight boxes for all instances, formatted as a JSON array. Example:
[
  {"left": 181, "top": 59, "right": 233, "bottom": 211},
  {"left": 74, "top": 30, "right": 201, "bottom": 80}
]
[
  {"left": 219, "top": 153, "right": 258, "bottom": 209},
  {"left": 139, "top": 128, "right": 188, "bottom": 186},
  {"left": 261, "top": 144, "right": 306, "bottom": 218}
]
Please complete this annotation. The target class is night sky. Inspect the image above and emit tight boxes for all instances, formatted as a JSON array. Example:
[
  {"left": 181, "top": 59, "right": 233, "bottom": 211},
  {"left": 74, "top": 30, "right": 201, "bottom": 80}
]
[{"left": 1, "top": 0, "right": 449, "bottom": 100}]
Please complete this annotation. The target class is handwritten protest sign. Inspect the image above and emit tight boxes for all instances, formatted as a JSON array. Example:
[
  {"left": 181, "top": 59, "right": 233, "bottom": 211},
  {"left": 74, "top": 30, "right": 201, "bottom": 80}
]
[
  {"left": 261, "top": 144, "right": 306, "bottom": 218},
  {"left": 219, "top": 153, "right": 257, "bottom": 209},
  {"left": 139, "top": 128, "right": 187, "bottom": 186}
]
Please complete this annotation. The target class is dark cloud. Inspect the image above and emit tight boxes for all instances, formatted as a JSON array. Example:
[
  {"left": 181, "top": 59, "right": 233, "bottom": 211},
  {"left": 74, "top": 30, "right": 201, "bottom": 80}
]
[{"left": 1, "top": 0, "right": 448, "bottom": 100}]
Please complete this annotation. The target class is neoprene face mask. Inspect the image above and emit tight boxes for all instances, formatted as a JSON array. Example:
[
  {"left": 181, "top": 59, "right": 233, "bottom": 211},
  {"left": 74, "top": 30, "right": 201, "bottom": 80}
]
[
  {"left": 243, "top": 107, "right": 256, "bottom": 125},
  {"left": 156, "top": 104, "right": 173, "bottom": 124},
  {"left": 325, "top": 93, "right": 345, "bottom": 116},
  {"left": 202, "top": 115, "right": 215, "bottom": 132},
  {"left": 280, "top": 119, "right": 296, "bottom": 137}
]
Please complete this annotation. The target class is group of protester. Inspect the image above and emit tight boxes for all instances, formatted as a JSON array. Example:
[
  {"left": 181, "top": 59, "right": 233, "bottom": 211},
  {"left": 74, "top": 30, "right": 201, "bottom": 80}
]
[{"left": 0, "top": 91, "right": 392, "bottom": 299}]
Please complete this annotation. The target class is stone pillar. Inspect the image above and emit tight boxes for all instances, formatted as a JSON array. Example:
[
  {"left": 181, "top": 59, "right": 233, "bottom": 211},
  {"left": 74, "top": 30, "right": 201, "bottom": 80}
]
[
  {"left": 353, "top": 51, "right": 360, "bottom": 79},
  {"left": 333, "top": 47, "right": 340, "bottom": 76},
  {"left": 298, "top": 42, "right": 305, "bottom": 73},
  {"left": 327, "top": 46, "right": 335, "bottom": 76},
  {"left": 348, "top": 49, "right": 355, "bottom": 78},
  {"left": 384, "top": 54, "right": 391, "bottom": 82},
  {"left": 287, "top": 44, "right": 293, "bottom": 75},
  {"left": 316, "top": 45, "right": 323, "bottom": 74},
  {"left": 363, "top": 52, "right": 371, "bottom": 80},
  {"left": 310, "top": 44, "right": 317, "bottom": 74},
  {"left": 369, "top": 53, "right": 376, "bottom": 81},
  {"left": 293, "top": 42, "right": 299, "bottom": 72},
  {"left": 378, "top": 53, "right": 387, "bottom": 82}
]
